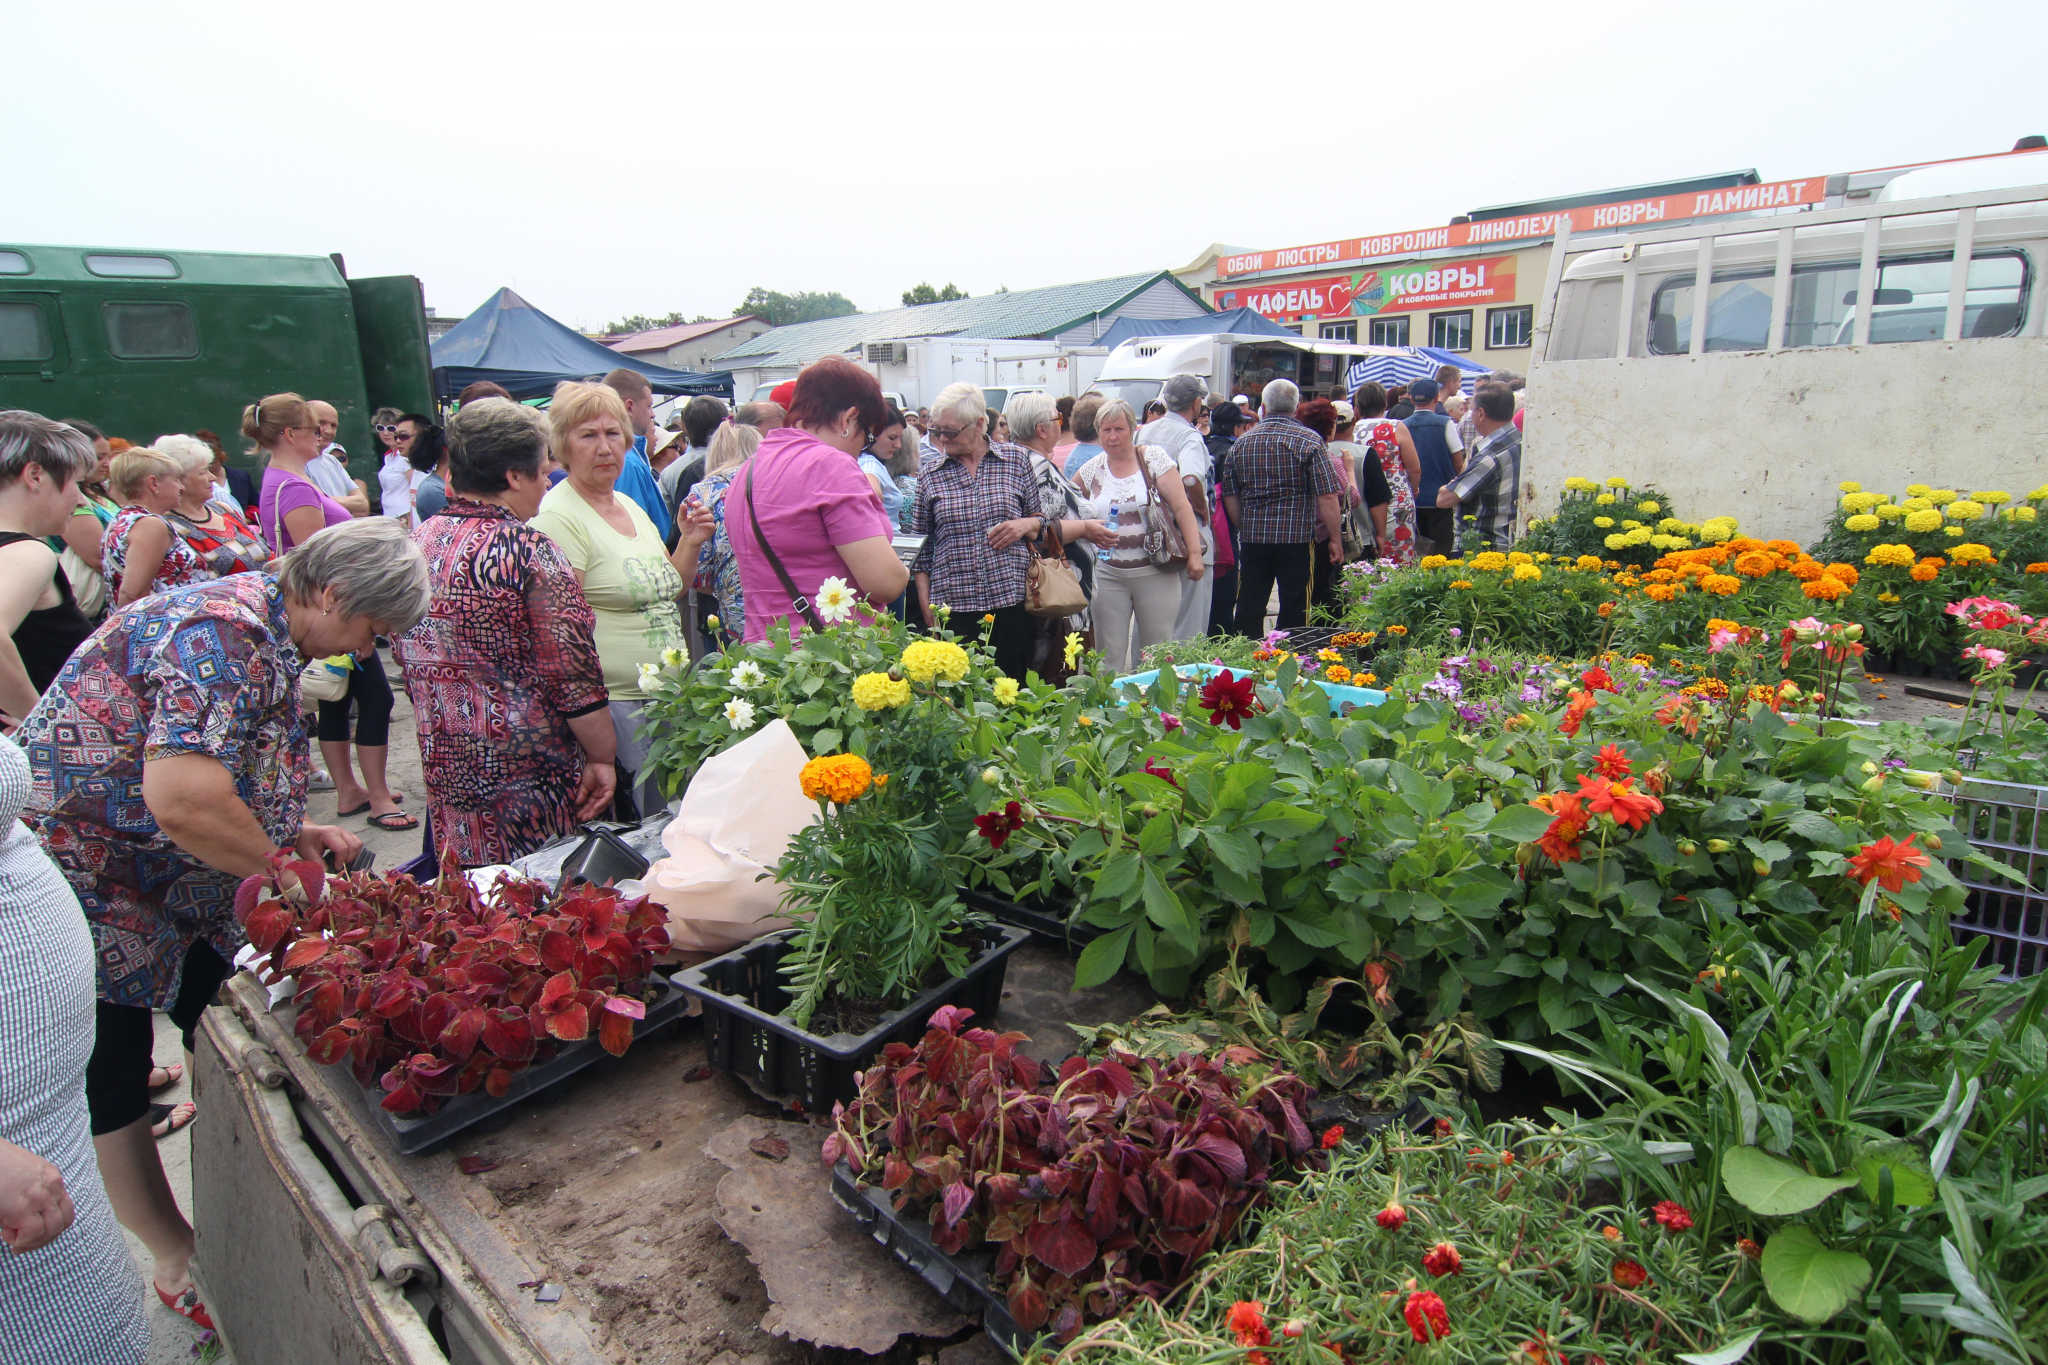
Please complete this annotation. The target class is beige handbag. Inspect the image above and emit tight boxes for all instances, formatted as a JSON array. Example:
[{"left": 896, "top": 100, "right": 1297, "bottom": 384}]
[{"left": 1026, "top": 524, "right": 1088, "bottom": 618}]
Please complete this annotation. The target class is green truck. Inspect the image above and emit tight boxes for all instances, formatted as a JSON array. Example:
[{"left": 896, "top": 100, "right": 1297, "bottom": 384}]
[{"left": 0, "top": 243, "right": 433, "bottom": 479}]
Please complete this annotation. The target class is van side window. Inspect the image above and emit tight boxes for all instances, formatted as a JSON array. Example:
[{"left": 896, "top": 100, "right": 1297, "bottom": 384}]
[
  {"left": 0, "top": 301, "right": 54, "bottom": 361},
  {"left": 1648, "top": 250, "right": 2027, "bottom": 354},
  {"left": 103, "top": 302, "right": 199, "bottom": 359},
  {"left": 0, "top": 251, "right": 30, "bottom": 276}
]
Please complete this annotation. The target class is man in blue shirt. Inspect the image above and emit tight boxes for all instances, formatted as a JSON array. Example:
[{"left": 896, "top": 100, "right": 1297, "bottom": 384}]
[
  {"left": 1403, "top": 378, "right": 1464, "bottom": 554},
  {"left": 602, "top": 369, "right": 676, "bottom": 540}
]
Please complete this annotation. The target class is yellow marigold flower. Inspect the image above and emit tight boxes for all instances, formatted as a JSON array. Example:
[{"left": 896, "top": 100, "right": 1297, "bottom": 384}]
[
  {"left": 1864, "top": 543, "right": 1915, "bottom": 568},
  {"left": 1945, "top": 499, "right": 1985, "bottom": 521},
  {"left": 1638, "top": 500, "right": 1661, "bottom": 514},
  {"left": 1386, "top": 624, "right": 1408, "bottom": 636},
  {"left": 1604, "top": 533, "right": 1629, "bottom": 551},
  {"left": 1878, "top": 591, "right": 1901, "bottom": 602},
  {"left": 1622, "top": 519, "right": 1643, "bottom": 529},
  {"left": 1943, "top": 525, "right": 1964, "bottom": 538},
  {"left": 1910, "top": 559, "right": 1941, "bottom": 582},
  {"left": 1420, "top": 553, "right": 1451, "bottom": 570},
  {"left": 1948, "top": 542, "right": 1997, "bottom": 566},
  {"left": 1702, "top": 574, "right": 1741, "bottom": 596},
  {"left": 851, "top": 671, "right": 913, "bottom": 710},
  {"left": 2010, "top": 505, "right": 2039, "bottom": 523},
  {"left": 992, "top": 677, "right": 1021, "bottom": 705},
  {"left": 799, "top": 753, "right": 874, "bottom": 804},
  {"left": 1840, "top": 492, "right": 1881, "bottom": 513},
  {"left": 1605, "top": 476, "right": 1630, "bottom": 488},
  {"left": 1575, "top": 554, "right": 1604, "bottom": 570},
  {"left": 1927, "top": 488, "right": 1957, "bottom": 505},
  {"left": 2028, "top": 485, "right": 2048, "bottom": 501},
  {"left": 1844, "top": 514, "right": 1880, "bottom": 532},
  {"left": 1802, "top": 575, "right": 1850, "bottom": 602},
  {"left": 1874, "top": 503, "right": 1905, "bottom": 520},
  {"left": 1902, "top": 508, "right": 1944, "bottom": 534},
  {"left": 1359, "top": 672, "right": 1378, "bottom": 685},
  {"left": 1324, "top": 664, "right": 1352, "bottom": 684},
  {"left": 1513, "top": 564, "right": 1542, "bottom": 581},
  {"left": 1470, "top": 551, "right": 1509, "bottom": 571},
  {"left": 1649, "top": 534, "right": 1688, "bottom": 550},
  {"left": 1905, "top": 483, "right": 1932, "bottom": 497},
  {"left": 1972, "top": 490, "right": 2010, "bottom": 505},
  {"left": 1593, "top": 516, "right": 1615, "bottom": 529},
  {"left": 1595, "top": 493, "right": 1617, "bottom": 505},
  {"left": 1317, "top": 648, "right": 1341, "bottom": 662},
  {"left": 901, "top": 639, "right": 971, "bottom": 684},
  {"left": 1449, "top": 579, "right": 1474, "bottom": 589},
  {"left": 1534, "top": 552, "right": 1552, "bottom": 562},
  {"left": 1839, "top": 480, "right": 1862, "bottom": 493},
  {"left": 1563, "top": 476, "right": 1598, "bottom": 492},
  {"left": 1612, "top": 571, "right": 1639, "bottom": 588},
  {"left": 1507, "top": 551, "right": 1534, "bottom": 566}
]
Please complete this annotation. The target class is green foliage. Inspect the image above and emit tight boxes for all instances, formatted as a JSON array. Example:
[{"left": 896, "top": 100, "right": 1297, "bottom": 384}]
[
  {"left": 733, "top": 286, "right": 858, "bottom": 326},
  {"left": 599, "top": 310, "right": 703, "bottom": 334},
  {"left": 1519, "top": 476, "right": 1702, "bottom": 568},
  {"left": 1336, "top": 554, "right": 1618, "bottom": 655},
  {"left": 900, "top": 281, "right": 968, "bottom": 306}
]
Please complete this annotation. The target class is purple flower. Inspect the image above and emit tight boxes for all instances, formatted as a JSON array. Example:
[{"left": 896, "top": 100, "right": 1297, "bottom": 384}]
[
  {"left": 1424, "top": 674, "right": 1464, "bottom": 701},
  {"left": 1456, "top": 704, "right": 1488, "bottom": 726},
  {"left": 1448, "top": 627, "right": 1463, "bottom": 640},
  {"left": 1443, "top": 655, "right": 1470, "bottom": 672},
  {"left": 1882, "top": 757, "right": 1907, "bottom": 769},
  {"left": 1474, "top": 660, "right": 1498, "bottom": 675},
  {"left": 1519, "top": 683, "right": 1544, "bottom": 703}
]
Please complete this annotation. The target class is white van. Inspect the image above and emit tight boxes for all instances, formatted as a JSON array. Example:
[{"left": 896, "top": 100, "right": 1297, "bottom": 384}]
[{"left": 1527, "top": 151, "right": 2048, "bottom": 541}]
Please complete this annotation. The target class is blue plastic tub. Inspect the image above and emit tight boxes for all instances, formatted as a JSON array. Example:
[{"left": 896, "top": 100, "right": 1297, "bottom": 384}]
[{"left": 1112, "top": 662, "right": 1387, "bottom": 715}]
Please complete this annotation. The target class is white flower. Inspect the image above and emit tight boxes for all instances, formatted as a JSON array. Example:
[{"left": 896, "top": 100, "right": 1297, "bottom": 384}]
[
  {"left": 636, "top": 661, "right": 662, "bottom": 691},
  {"left": 661, "top": 646, "right": 685, "bottom": 668},
  {"left": 814, "top": 576, "right": 856, "bottom": 624},
  {"left": 724, "top": 697, "right": 757, "bottom": 731},
  {"left": 729, "top": 660, "right": 765, "bottom": 689}
]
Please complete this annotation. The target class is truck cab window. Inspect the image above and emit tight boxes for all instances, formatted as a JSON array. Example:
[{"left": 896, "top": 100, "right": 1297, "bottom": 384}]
[
  {"left": 103, "top": 302, "right": 198, "bottom": 359},
  {"left": 0, "top": 301, "right": 54, "bottom": 361}
]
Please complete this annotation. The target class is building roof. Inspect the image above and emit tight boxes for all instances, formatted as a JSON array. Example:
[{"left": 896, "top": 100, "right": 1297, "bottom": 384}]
[
  {"left": 711, "top": 271, "right": 1205, "bottom": 369},
  {"left": 606, "top": 315, "right": 763, "bottom": 354}
]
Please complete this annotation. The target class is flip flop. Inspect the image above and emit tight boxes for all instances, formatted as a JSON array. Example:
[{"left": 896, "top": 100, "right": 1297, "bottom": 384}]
[
  {"left": 148, "top": 1062, "right": 184, "bottom": 1093},
  {"left": 155, "top": 1278, "right": 215, "bottom": 1331},
  {"left": 150, "top": 1101, "right": 196, "bottom": 1140},
  {"left": 366, "top": 810, "right": 419, "bottom": 832},
  {"left": 336, "top": 800, "right": 372, "bottom": 817}
]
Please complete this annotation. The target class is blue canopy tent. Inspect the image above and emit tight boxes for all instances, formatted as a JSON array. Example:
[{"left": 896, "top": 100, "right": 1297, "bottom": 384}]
[
  {"left": 431, "top": 288, "right": 730, "bottom": 400},
  {"left": 1343, "top": 346, "right": 1495, "bottom": 396},
  {"left": 1090, "top": 307, "right": 1295, "bottom": 350}
]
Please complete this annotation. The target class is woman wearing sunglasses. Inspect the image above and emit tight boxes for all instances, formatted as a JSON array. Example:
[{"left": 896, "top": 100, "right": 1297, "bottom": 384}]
[{"left": 372, "top": 406, "right": 412, "bottom": 520}]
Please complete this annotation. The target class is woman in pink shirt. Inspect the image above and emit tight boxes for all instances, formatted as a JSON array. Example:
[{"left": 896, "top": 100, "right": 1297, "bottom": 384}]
[{"left": 725, "top": 357, "right": 908, "bottom": 642}]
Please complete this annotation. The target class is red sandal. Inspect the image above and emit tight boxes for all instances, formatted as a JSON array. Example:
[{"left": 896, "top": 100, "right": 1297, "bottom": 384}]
[{"left": 155, "top": 1279, "right": 215, "bottom": 1331}]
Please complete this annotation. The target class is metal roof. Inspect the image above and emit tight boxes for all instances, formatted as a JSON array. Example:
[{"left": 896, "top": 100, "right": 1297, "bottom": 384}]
[
  {"left": 711, "top": 271, "right": 1204, "bottom": 368},
  {"left": 605, "top": 315, "right": 763, "bottom": 353}
]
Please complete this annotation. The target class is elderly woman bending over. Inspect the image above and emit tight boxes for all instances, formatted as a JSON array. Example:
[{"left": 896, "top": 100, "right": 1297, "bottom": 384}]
[
  {"left": 19, "top": 517, "right": 427, "bottom": 1332},
  {"left": 909, "top": 383, "right": 1048, "bottom": 679},
  {"left": 531, "top": 382, "right": 713, "bottom": 819}
]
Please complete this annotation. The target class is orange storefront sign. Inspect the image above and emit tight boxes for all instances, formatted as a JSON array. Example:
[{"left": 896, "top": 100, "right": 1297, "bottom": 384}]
[{"left": 1216, "top": 177, "right": 1830, "bottom": 280}]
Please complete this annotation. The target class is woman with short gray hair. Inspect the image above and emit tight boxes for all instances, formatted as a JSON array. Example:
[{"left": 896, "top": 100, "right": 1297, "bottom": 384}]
[
  {"left": 158, "top": 432, "right": 272, "bottom": 578},
  {"left": 394, "top": 398, "right": 615, "bottom": 867},
  {"left": 15, "top": 515, "right": 425, "bottom": 1331}
]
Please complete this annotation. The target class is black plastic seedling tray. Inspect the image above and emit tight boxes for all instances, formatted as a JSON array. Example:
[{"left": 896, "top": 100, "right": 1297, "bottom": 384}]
[
  {"left": 344, "top": 977, "right": 691, "bottom": 1156},
  {"left": 956, "top": 887, "right": 1099, "bottom": 952},
  {"left": 829, "top": 1162, "right": 1038, "bottom": 1357},
  {"left": 671, "top": 924, "right": 1028, "bottom": 1112}
]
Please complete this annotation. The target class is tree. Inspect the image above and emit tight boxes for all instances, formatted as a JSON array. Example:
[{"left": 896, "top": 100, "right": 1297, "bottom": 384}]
[
  {"left": 901, "top": 281, "right": 968, "bottom": 307},
  {"left": 601, "top": 310, "right": 693, "bottom": 335},
  {"left": 734, "top": 288, "right": 859, "bottom": 327}
]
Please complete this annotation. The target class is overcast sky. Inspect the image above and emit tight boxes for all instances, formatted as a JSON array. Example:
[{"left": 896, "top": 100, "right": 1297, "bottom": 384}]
[{"left": 11, "top": 0, "right": 2044, "bottom": 332}]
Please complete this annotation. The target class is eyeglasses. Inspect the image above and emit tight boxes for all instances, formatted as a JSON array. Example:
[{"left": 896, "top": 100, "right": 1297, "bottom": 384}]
[
  {"left": 375, "top": 424, "right": 397, "bottom": 433},
  {"left": 929, "top": 426, "right": 967, "bottom": 441}
]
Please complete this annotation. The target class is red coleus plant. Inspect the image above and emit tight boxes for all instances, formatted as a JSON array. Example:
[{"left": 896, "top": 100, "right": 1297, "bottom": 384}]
[
  {"left": 821, "top": 1005, "right": 1319, "bottom": 1341},
  {"left": 235, "top": 849, "right": 670, "bottom": 1116}
]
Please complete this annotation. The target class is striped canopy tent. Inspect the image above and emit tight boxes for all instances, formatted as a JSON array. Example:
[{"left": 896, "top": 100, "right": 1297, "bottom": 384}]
[{"left": 1343, "top": 346, "right": 1495, "bottom": 396}]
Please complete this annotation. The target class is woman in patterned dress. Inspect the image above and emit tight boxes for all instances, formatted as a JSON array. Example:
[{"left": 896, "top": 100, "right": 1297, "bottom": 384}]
[
  {"left": 395, "top": 400, "right": 617, "bottom": 868},
  {"left": 156, "top": 434, "right": 271, "bottom": 576},
  {"left": 685, "top": 420, "right": 762, "bottom": 644},
  {"left": 101, "top": 447, "right": 212, "bottom": 607},
  {"left": 1350, "top": 381, "right": 1422, "bottom": 567},
  {"left": 16, "top": 517, "right": 427, "bottom": 1333}
]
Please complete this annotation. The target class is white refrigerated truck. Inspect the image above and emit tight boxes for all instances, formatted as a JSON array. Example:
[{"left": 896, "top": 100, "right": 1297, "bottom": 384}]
[
  {"left": 1526, "top": 151, "right": 2048, "bottom": 542},
  {"left": 1087, "top": 331, "right": 1394, "bottom": 413}
]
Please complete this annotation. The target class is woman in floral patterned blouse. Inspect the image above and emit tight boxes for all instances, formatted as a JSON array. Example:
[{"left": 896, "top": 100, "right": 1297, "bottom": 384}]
[
  {"left": 16, "top": 517, "right": 427, "bottom": 1332},
  {"left": 395, "top": 400, "right": 617, "bottom": 867},
  {"left": 102, "top": 447, "right": 212, "bottom": 606}
]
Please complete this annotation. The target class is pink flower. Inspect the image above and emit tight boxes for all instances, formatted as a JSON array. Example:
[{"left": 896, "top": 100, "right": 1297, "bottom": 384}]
[
  {"left": 1948, "top": 597, "right": 2023, "bottom": 631},
  {"left": 1159, "top": 712, "right": 1182, "bottom": 732},
  {"left": 1963, "top": 644, "right": 2009, "bottom": 669},
  {"left": 1708, "top": 627, "right": 1741, "bottom": 654}
]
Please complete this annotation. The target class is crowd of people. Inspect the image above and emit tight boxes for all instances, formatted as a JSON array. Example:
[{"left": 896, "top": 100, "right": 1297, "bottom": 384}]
[{"left": 0, "top": 352, "right": 1524, "bottom": 1357}]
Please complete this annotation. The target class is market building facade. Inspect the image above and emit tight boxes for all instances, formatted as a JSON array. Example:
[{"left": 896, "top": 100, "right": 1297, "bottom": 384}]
[{"left": 1175, "top": 171, "right": 1832, "bottom": 375}]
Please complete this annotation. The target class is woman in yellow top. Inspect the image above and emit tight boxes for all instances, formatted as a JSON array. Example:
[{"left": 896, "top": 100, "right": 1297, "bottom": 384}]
[{"left": 530, "top": 382, "right": 713, "bottom": 819}]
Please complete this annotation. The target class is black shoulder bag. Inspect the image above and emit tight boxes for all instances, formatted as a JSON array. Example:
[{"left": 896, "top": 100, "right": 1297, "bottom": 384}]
[{"left": 741, "top": 459, "right": 828, "bottom": 631}]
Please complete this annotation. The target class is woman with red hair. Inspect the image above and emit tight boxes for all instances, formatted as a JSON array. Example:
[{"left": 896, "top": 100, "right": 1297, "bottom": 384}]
[{"left": 726, "top": 357, "right": 908, "bottom": 641}]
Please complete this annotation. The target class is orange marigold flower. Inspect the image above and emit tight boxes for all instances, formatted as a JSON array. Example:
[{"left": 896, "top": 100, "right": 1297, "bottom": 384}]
[
  {"left": 1733, "top": 551, "right": 1776, "bottom": 577},
  {"left": 799, "top": 754, "right": 874, "bottom": 804},
  {"left": 1702, "top": 573, "right": 1741, "bottom": 596},
  {"left": 1911, "top": 558, "right": 1942, "bottom": 582},
  {"left": 1826, "top": 563, "right": 1860, "bottom": 586},
  {"left": 1846, "top": 833, "right": 1931, "bottom": 893},
  {"left": 1802, "top": 574, "right": 1850, "bottom": 602},
  {"left": 1597, "top": 600, "right": 1616, "bottom": 617}
]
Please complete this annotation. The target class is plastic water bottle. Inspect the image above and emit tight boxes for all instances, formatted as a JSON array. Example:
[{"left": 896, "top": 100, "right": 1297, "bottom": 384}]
[{"left": 1099, "top": 503, "right": 1118, "bottom": 562}]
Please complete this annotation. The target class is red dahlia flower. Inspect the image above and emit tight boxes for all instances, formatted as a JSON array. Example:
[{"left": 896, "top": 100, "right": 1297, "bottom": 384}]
[
  {"left": 1580, "top": 666, "right": 1616, "bottom": 693},
  {"left": 1592, "top": 743, "right": 1633, "bottom": 779},
  {"left": 973, "top": 800, "right": 1026, "bottom": 850},
  {"left": 1652, "top": 1199, "right": 1694, "bottom": 1231},
  {"left": 1199, "top": 669, "right": 1259, "bottom": 729},
  {"left": 1576, "top": 774, "right": 1665, "bottom": 830},
  {"left": 1403, "top": 1290, "right": 1451, "bottom": 1343},
  {"left": 1846, "top": 833, "right": 1930, "bottom": 893}
]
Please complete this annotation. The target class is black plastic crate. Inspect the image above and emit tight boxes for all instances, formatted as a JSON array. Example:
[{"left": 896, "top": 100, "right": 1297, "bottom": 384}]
[
  {"left": 958, "top": 887, "right": 1099, "bottom": 952},
  {"left": 672, "top": 924, "right": 1029, "bottom": 1112},
  {"left": 1947, "top": 777, "right": 2048, "bottom": 980},
  {"left": 350, "top": 977, "right": 691, "bottom": 1156},
  {"left": 829, "top": 1162, "right": 1037, "bottom": 1357}
]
